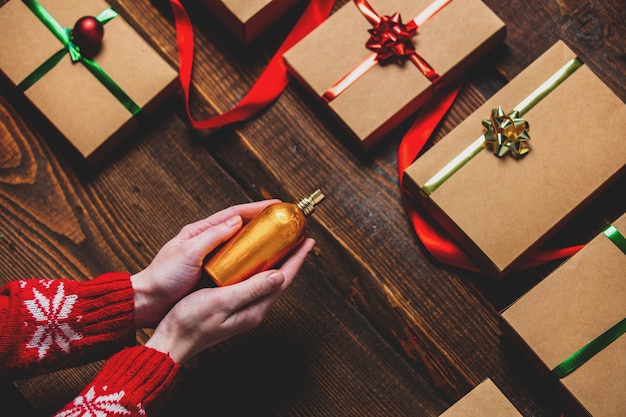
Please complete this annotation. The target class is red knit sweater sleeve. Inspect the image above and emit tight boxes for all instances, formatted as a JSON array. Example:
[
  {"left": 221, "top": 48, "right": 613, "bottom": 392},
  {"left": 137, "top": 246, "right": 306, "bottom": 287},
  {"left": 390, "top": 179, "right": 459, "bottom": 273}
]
[
  {"left": 0, "top": 272, "right": 136, "bottom": 379},
  {"left": 52, "top": 345, "right": 179, "bottom": 417}
]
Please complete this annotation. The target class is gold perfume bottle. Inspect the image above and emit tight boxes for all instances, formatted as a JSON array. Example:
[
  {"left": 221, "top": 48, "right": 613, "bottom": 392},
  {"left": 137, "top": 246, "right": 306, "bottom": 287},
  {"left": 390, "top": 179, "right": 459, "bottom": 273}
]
[{"left": 204, "top": 189, "right": 325, "bottom": 286}]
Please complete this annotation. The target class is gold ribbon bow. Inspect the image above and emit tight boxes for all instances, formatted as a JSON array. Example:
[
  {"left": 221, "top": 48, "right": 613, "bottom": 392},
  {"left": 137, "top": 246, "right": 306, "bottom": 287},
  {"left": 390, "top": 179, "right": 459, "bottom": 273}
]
[{"left": 482, "top": 106, "right": 530, "bottom": 158}]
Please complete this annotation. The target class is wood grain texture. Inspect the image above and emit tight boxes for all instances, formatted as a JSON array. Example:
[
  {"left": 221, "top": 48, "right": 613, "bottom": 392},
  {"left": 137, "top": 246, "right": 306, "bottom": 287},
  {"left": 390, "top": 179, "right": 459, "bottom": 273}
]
[{"left": 1, "top": 0, "right": 624, "bottom": 415}]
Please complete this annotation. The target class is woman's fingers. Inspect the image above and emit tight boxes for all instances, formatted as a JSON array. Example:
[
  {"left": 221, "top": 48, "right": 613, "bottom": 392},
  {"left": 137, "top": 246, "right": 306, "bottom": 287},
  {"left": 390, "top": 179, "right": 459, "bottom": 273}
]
[{"left": 182, "top": 199, "right": 280, "bottom": 239}]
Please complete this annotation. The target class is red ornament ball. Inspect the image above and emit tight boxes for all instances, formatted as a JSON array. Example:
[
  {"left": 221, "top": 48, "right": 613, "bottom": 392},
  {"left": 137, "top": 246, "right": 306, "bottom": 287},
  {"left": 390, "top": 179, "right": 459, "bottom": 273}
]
[{"left": 72, "top": 16, "right": 104, "bottom": 46}]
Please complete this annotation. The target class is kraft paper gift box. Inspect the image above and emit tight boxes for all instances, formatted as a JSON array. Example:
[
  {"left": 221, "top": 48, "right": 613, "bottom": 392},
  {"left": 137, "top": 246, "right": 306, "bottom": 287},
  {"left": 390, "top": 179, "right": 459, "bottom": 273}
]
[
  {"left": 402, "top": 40, "right": 626, "bottom": 279},
  {"left": 438, "top": 378, "right": 523, "bottom": 417},
  {"left": 0, "top": 0, "right": 178, "bottom": 166},
  {"left": 283, "top": 0, "right": 505, "bottom": 150},
  {"left": 201, "top": 0, "right": 300, "bottom": 44},
  {"left": 500, "top": 212, "right": 626, "bottom": 417}
]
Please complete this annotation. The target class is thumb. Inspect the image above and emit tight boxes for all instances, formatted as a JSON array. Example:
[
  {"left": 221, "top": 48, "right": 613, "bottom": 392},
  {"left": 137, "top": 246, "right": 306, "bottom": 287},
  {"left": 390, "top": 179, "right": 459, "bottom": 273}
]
[
  {"left": 188, "top": 215, "right": 243, "bottom": 260},
  {"left": 222, "top": 270, "right": 285, "bottom": 311}
]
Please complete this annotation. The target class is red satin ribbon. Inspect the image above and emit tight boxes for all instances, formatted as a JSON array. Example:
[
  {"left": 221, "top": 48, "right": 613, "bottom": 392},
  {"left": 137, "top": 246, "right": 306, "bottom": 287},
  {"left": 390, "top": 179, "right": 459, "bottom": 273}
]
[
  {"left": 169, "top": 0, "right": 335, "bottom": 130},
  {"left": 323, "top": 0, "right": 451, "bottom": 102},
  {"left": 398, "top": 84, "right": 584, "bottom": 273}
]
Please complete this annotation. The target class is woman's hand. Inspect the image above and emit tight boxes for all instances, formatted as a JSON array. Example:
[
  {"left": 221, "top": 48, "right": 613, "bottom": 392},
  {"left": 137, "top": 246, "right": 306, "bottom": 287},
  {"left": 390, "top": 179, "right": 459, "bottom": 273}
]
[
  {"left": 131, "top": 199, "right": 279, "bottom": 328},
  {"left": 145, "top": 238, "right": 315, "bottom": 364}
]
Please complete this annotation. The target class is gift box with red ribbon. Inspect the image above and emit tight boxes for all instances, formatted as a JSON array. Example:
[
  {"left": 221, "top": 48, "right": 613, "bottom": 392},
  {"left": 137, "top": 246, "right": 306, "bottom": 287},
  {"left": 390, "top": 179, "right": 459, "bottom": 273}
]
[
  {"left": 500, "top": 212, "right": 626, "bottom": 417},
  {"left": 283, "top": 0, "right": 506, "bottom": 150},
  {"left": 438, "top": 379, "right": 522, "bottom": 417},
  {"left": 402, "top": 41, "right": 626, "bottom": 279},
  {"left": 201, "top": 0, "right": 301, "bottom": 44},
  {"left": 0, "top": 0, "right": 178, "bottom": 166}
]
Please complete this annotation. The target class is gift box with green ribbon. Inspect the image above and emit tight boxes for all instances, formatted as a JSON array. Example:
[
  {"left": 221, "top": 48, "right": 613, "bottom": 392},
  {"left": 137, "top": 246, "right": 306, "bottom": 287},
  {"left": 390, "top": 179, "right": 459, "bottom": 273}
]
[
  {"left": 283, "top": 0, "right": 506, "bottom": 150},
  {"left": 402, "top": 40, "right": 626, "bottom": 279},
  {"left": 500, "top": 212, "right": 626, "bottom": 417},
  {"left": 0, "top": 0, "right": 178, "bottom": 166},
  {"left": 201, "top": 0, "right": 300, "bottom": 45}
]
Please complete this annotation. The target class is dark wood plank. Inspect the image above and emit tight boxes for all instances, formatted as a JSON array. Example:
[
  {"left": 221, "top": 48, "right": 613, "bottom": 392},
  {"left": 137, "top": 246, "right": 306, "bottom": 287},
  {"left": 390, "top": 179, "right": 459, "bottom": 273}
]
[
  {"left": 0, "top": 379, "right": 44, "bottom": 417},
  {"left": 1, "top": 0, "right": 624, "bottom": 416}
]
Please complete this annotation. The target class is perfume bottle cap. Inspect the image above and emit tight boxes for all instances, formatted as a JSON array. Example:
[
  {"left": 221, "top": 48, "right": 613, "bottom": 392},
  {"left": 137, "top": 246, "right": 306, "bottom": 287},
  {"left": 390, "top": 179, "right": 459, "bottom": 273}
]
[{"left": 296, "top": 188, "right": 325, "bottom": 216}]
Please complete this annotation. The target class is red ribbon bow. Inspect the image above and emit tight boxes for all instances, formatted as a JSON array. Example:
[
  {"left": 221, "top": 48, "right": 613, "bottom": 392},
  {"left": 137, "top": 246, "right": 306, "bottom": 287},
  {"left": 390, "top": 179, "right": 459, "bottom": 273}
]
[
  {"left": 366, "top": 12, "right": 417, "bottom": 61},
  {"left": 323, "top": 0, "right": 446, "bottom": 102}
]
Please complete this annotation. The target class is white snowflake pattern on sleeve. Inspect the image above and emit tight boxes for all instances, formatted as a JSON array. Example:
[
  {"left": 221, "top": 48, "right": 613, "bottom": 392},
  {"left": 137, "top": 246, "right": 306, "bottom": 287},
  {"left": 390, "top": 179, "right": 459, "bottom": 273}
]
[
  {"left": 22, "top": 280, "right": 83, "bottom": 360},
  {"left": 53, "top": 385, "right": 139, "bottom": 417}
]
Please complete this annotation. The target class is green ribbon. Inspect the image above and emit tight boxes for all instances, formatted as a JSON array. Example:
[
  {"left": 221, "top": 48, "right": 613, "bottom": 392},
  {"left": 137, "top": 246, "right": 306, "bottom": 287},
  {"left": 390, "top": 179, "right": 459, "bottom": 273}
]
[
  {"left": 18, "top": 0, "right": 141, "bottom": 116},
  {"left": 552, "top": 318, "right": 626, "bottom": 379},
  {"left": 551, "top": 224, "right": 626, "bottom": 379},
  {"left": 603, "top": 224, "right": 626, "bottom": 255},
  {"left": 422, "top": 57, "right": 583, "bottom": 195}
]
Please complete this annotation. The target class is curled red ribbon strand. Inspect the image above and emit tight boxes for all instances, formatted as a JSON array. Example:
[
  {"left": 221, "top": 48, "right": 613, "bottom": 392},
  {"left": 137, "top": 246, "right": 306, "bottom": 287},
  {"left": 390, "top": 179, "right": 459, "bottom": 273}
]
[
  {"left": 169, "top": 0, "right": 335, "bottom": 130},
  {"left": 398, "top": 84, "right": 584, "bottom": 273},
  {"left": 323, "top": 0, "right": 450, "bottom": 102}
]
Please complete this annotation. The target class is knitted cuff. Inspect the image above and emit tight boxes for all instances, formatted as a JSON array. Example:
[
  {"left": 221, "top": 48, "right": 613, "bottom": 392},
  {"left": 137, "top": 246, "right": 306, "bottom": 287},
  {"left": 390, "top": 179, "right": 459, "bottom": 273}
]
[
  {"left": 0, "top": 272, "right": 135, "bottom": 377},
  {"left": 53, "top": 345, "right": 179, "bottom": 417}
]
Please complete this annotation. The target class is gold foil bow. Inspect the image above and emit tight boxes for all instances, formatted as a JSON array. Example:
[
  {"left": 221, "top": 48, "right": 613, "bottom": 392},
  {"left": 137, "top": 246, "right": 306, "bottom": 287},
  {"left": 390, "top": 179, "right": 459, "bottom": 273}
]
[
  {"left": 421, "top": 57, "right": 582, "bottom": 195},
  {"left": 482, "top": 106, "right": 530, "bottom": 158}
]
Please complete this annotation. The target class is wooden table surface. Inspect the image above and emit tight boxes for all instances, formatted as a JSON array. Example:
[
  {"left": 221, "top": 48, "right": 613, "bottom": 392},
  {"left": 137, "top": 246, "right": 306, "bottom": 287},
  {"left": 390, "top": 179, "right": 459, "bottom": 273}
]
[{"left": 1, "top": 0, "right": 624, "bottom": 416}]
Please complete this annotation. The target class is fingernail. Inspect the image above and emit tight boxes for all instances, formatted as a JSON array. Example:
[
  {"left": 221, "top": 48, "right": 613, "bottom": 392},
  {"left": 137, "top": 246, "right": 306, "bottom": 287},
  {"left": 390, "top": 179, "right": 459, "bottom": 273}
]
[
  {"left": 226, "top": 215, "right": 241, "bottom": 227},
  {"left": 267, "top": 271, "right": 285, "bottom": 286}
]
